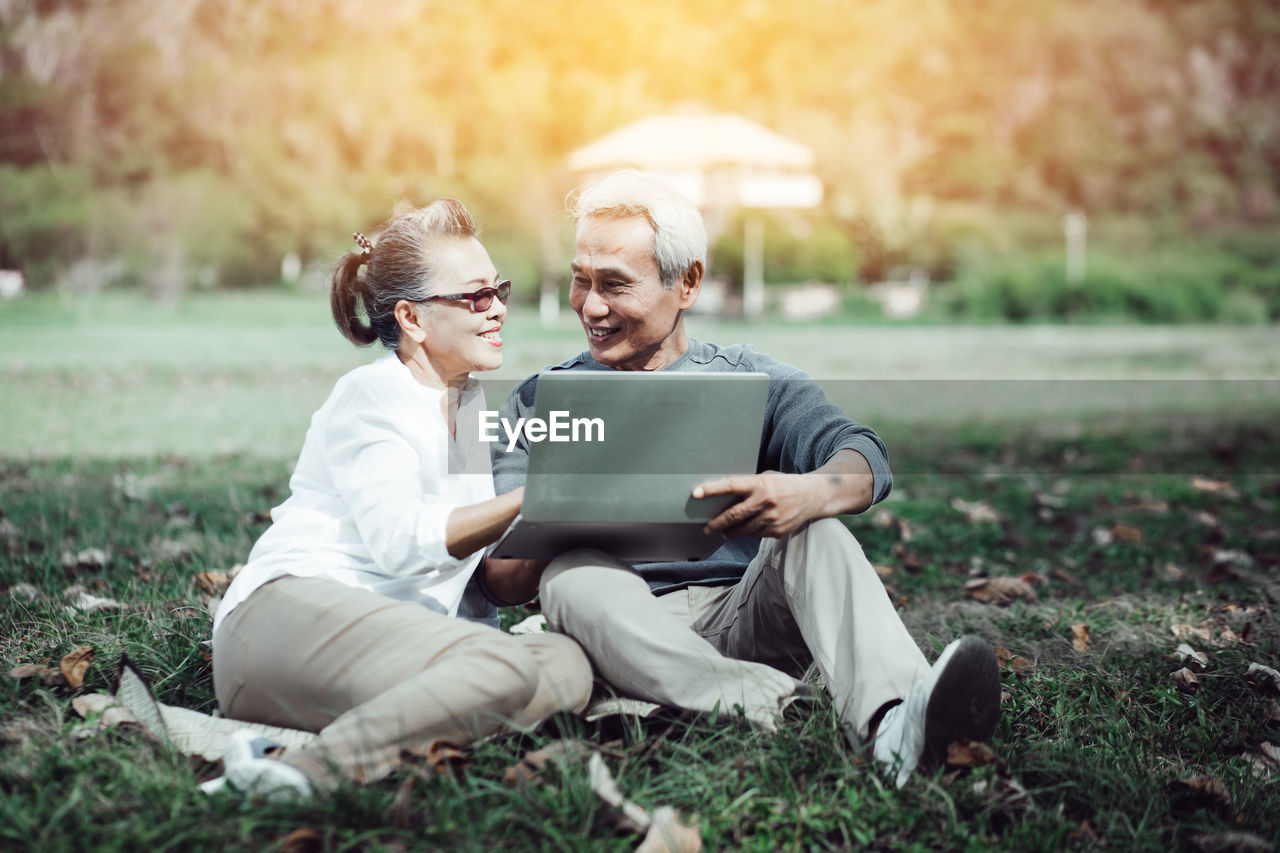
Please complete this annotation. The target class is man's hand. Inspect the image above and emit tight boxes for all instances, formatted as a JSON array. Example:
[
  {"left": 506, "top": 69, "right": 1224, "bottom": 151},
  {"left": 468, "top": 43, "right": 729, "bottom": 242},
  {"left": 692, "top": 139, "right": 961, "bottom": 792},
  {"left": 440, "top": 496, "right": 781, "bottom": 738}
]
[
  {"left": 693, "top": 472, "right": 821, "bottom": 539},
  {"left": 694, "top": 449, "right": 876, "bottom": 539}
]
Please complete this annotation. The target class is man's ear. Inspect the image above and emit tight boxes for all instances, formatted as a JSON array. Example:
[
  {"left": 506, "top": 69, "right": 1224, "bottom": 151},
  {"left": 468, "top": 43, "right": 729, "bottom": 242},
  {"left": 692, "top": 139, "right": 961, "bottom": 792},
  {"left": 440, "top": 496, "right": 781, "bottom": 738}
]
[
  {"left": 394, "top": 299, "right": 429, "bottom": 344},
  {"left": 677, "top": 260, "right": 703, "bottom": 310}
]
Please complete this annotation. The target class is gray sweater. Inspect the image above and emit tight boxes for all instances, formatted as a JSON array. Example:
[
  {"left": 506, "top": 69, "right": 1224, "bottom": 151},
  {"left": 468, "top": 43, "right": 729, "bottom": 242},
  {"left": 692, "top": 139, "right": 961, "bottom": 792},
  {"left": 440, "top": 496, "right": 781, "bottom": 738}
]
[{"left": 491, "top": 338, "right": 892, "bottom": 593}]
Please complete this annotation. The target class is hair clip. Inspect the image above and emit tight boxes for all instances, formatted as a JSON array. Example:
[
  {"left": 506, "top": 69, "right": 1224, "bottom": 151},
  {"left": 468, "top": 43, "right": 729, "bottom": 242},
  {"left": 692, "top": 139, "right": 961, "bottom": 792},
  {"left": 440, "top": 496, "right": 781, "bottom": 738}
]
[{"left": 352, "top": 231, "right": 374, "bottom": 259}]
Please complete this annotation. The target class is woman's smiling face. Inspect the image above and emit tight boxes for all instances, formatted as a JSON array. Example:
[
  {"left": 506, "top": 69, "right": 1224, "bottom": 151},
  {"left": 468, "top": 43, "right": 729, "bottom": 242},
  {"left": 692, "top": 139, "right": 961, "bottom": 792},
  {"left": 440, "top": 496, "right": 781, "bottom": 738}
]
[{"left": 414, "top": 236, "right": 507, "bottom": 380}]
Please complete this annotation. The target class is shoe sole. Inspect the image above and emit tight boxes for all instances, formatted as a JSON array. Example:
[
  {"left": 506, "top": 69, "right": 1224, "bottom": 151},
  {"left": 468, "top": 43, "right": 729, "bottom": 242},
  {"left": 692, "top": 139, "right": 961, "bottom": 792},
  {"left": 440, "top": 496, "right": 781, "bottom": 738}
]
[{"left": 920, "top": 635, "right": 1001, "bottom": 769}]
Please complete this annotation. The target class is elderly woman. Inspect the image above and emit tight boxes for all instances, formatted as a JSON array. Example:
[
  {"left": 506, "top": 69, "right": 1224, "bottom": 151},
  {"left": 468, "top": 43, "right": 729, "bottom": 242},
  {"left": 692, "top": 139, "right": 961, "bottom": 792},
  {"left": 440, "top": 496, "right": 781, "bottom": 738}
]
[{"left": 209, "top": 200, "right": 592, "bottom": 798}]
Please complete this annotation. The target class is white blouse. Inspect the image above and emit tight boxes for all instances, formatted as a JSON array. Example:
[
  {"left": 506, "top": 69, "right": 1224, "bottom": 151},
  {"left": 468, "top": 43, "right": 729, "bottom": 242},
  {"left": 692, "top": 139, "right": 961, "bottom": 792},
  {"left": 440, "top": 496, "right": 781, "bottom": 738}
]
[{"left": 212, "top": 354, "right": 495, "bottom": 637}]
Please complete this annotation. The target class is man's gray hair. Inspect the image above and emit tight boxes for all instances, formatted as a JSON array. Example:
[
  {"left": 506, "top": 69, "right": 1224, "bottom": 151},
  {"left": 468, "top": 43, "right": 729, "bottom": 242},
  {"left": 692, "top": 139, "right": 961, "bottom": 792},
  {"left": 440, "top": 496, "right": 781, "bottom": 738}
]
[{"left": 567, "top": 170, "right": 707, "bottom": 289}]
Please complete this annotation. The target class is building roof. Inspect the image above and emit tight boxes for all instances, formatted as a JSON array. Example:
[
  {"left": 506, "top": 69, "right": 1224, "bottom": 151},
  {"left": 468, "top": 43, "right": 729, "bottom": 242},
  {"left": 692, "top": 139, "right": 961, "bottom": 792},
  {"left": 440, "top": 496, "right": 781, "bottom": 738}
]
[{"left": 567, "top": 112, "right": 815, "bottom": 173}]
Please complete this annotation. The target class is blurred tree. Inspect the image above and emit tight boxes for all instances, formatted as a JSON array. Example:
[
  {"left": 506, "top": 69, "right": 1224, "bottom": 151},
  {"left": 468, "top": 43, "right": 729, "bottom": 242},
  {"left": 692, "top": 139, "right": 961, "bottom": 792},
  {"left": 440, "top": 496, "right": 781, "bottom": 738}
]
[{"left": 0, "top": 0, "right": 1276, "bottom": 291}]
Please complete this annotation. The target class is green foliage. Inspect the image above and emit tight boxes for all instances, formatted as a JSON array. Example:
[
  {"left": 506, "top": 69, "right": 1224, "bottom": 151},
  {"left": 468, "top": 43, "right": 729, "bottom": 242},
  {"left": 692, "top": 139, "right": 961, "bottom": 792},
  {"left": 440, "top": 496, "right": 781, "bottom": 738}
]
[
  {"left": 711, "top": 214, "right": 860, "bottom": 286},
  {"left": 944, "top": 235, "right": 1280, "bottom": 323},
  {"left": 3, "top": 0, "right": 1278, "bottom": 303},
  {"left": 0, "top": 165, "right": 94, "bottom": 286}
]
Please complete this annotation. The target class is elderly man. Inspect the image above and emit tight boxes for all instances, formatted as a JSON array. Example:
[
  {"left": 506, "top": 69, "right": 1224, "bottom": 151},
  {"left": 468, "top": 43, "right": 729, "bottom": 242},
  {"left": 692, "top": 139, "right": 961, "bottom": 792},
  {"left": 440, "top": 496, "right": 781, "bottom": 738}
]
[{"left": 481, "top": 171, "right": 999, "bottom": 786}]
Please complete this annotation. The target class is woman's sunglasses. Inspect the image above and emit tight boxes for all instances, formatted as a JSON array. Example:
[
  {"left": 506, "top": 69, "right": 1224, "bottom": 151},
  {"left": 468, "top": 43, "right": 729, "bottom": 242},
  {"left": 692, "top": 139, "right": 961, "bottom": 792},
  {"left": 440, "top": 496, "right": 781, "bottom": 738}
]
[{"left": 420, "top": 280, "right": 511, "bottom": 313}]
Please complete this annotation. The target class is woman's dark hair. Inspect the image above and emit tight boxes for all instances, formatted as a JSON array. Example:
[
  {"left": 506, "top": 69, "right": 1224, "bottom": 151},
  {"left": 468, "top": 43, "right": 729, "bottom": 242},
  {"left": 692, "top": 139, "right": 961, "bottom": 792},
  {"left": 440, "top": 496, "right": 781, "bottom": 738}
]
[{"left": 331, "top": 199, "right": 480, "bottom": 349}]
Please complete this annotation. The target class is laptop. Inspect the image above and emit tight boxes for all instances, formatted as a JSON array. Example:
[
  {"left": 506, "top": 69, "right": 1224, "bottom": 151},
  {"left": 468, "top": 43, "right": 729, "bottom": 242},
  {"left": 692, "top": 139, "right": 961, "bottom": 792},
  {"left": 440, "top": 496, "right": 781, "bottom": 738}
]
[{"left": 489, "top": 371, "right": 770, "bottom": 561}]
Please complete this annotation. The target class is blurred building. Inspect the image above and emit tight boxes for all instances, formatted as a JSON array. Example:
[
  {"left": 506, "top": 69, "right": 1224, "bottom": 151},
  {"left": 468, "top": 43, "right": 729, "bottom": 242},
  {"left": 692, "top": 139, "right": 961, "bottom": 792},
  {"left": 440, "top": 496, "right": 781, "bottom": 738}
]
[{"left": 567, "top": 111, "right": 822, "bottom": 317}]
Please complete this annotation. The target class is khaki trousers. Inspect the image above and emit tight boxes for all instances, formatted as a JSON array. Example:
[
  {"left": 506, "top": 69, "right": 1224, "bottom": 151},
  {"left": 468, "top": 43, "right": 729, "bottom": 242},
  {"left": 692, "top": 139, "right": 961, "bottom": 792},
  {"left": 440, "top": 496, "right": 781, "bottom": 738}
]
[
  {"left": 213, "top": 575, "right": 593, "bottom": 789},
  {"left": 540, "top": 518, "right": 929, "bottom": 742}
]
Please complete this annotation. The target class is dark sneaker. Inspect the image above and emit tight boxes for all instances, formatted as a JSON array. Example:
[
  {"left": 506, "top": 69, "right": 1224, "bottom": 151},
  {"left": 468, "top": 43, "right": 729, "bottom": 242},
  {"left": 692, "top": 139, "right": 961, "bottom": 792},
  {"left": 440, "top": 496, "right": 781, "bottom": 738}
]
[{"left": 872, "top": 635, "right": 1001, "bottom": 787}]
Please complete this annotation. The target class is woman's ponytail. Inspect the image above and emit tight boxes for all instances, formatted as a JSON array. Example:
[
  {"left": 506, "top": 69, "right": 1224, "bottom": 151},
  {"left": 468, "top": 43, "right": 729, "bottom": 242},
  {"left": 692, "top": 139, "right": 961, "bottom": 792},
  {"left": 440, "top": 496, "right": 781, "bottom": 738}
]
[{"left": 330, "top": 251, "right": 378, "bottom": 347}]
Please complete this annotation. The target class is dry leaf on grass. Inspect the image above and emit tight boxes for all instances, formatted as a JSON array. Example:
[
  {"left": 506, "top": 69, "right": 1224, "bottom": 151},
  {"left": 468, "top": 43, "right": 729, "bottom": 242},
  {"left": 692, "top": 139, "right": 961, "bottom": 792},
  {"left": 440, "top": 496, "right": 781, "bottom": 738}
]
[
  {"left": 1241, "top": 743, "right": 1280, "bottom": 779},
  {"left": 951, "top": 499, "right": 1002, "bottom": 524},
  {"left": 6, "top": 583, "right": 42, "bottom": 602},
  {"left": 1071, "top": 624, "right": 1090, "bottom": 653},
  {"left": 1190, "top": 832, "right": 1272, "bottom": 853},
  {"left": 503, "top": 739, "right": 595, "bottom": 787},
  {"left": 635, "top": 806, "right": 702, "bottom": 853},
  {"left": 1190, "top": 477, "right": 1235, "bottom": 495},
  {"left": 965, "top": 576, "right": 1037, "bottom": 606},
  {"left": 63, "top": 584, "right": 125, "bottom": 613},
  {"left": 1214, "top": 628, "right": 1243, "bottom": 647},
  {"left": 278, "top": 828, "right": 323, "bottom": 853},
  {"left": 994, "top": 647, "right": 1036, "bottom": 677},
  {"left": 384, "top": 776, "right": 418, "bottom": 830},
  {"left": 1048, "top": 567, "right": 1079, "bottom": 585},
  {"left": 61, "top": 547, "right": 109, "bottom": 573},
  {"left": 946, "top": 740, "right": 999, "bottom": 767},
  {"left": 1212, "top": 549, "right": 1255, "bottom": 571},
  {"left": 195, "top": 571, "right": 232, "bottom": 596},
  {"left": 1171, "top": 668, "right": 1201, "bottom": 692},
  {"left": 71, "top": 693, "right": 118, "bottom": 718},
  {"left": 587, "top": 752, "right": 702, "bottom": 851},
  {"left": 69, "top": 693, "right": 142, "bottom": 738},
  {"left": 1174, "top": 643, "right": 1209, "bottom": 670},
  {"left": 893, "top": 544, "right": 922, "bottom": 573},
  {"left": 0, "top": 718, "right": 42, "bottom": 746},
  {"left": 1244, "top": 662, "right": 1280, "bottom": 694},
  {"left": 1010, "top": 657, "right": 1037, "bottom": 677},
  {"left": 416, "top": 740, "right": 469, "bottom": 779},
  {"left": 6, "top": 663, "right": 61, "bottom": 686},
  {"left": 871, "top": 509, "right": 915, "bottom": 542},
  {"left": 1033, "top": 492, "right": 1067, "bottom": 510},
  {"left": 75, "top": 696, "right": 139, "bottom": 727},
  {"left": 1171, "top": 775, "right": 1232, "bottom": 817},
  {"left": 7, "top": 645, "right": 94, "bottom": 690},
  {"left": 60, "top": 645, "right": 94, "bottom": 689},
  {"left": 588, "top": 752, "right": 653, "bottom": 834},
  {"left": 1191, "top": 510, "right": 1219, "bottom": 528},
  {"left": 1172, "top": 624, "right": 1213, "bottom": 644},
  {"left": 1109, "top": 524, "right": 1143, "bottom": 544},
  {"left": 150, "top": 537, "right": 195, "bottom": 563}
]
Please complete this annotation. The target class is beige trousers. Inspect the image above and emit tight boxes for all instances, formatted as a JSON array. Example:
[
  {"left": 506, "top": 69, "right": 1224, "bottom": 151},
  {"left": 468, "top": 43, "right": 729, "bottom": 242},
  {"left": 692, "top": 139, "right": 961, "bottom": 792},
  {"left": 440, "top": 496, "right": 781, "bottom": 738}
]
[
  {"left": 540, "top": 518, "right": 930, "bottom": 742},
  {"left": 213, "top": 575, "right": 593, "bottom": 789}
]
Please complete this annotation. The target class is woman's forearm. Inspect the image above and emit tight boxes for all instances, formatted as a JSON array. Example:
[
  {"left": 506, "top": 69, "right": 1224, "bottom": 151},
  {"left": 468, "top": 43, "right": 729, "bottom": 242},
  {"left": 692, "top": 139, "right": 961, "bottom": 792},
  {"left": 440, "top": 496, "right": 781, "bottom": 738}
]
[{"left": 445, "top": 487, "right": 523, "bottom": 559}]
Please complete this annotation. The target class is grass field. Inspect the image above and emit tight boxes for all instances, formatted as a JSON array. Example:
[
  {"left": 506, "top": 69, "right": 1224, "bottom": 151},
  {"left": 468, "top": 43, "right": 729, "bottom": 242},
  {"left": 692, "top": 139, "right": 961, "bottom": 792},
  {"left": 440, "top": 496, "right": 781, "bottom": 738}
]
[{"left": 2, "top": 291, "right": 1279, "bottom": 851}]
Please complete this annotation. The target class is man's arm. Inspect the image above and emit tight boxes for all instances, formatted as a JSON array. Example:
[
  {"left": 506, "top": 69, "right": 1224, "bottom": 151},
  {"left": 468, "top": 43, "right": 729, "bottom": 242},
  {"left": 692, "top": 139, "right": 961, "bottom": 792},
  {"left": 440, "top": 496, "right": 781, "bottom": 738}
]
[{"left": 693, "top": 448, "right": 874, "bottom": 540}]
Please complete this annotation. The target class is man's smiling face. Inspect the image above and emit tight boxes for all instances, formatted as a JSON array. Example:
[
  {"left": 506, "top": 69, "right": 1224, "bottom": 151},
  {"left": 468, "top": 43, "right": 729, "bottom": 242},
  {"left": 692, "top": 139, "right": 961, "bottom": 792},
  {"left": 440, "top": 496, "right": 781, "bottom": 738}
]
[{"left": 569, "top": 215, "right": 698, "bottom": 371}]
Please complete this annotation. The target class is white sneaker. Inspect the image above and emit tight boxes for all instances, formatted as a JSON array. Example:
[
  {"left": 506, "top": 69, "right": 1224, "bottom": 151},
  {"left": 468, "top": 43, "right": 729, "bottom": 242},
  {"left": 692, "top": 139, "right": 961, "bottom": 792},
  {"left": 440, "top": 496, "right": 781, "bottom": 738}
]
[
  {"left": 219, "top": 729, "right": 313, "bottom": 802},
  {"left": 872, "top": 635, "right": 1001, "bottom": 788},
  {"left": 197, "top": 776, "right": 228, "bottom": 795}
]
